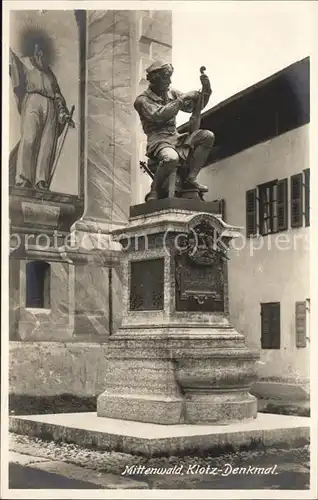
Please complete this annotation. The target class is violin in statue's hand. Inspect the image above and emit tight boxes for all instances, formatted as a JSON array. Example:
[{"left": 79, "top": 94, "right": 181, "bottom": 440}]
[{"left": 200, "top": 66, "right": 212, "bottom": 94}]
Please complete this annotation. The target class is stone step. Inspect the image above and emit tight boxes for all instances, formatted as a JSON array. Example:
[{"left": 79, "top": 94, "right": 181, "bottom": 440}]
[{"left": 9, "top": 412, "right": 310, "bottom": 457}]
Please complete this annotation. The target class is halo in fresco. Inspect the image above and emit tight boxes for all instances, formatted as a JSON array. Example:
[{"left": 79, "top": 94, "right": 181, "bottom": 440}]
[{"left": 18, "top": 24, "right": 56, "bottom": 65}]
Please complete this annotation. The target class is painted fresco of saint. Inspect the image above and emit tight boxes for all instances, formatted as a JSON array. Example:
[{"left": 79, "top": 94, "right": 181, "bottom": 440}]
[{"left": 9, "top": 42, "right": 74, "bottom": 190}]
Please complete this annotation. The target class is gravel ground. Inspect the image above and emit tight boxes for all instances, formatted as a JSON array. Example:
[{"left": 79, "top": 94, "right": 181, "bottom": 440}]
[{"left": 9, "top": 432, "right": 310, "bottom": 490}]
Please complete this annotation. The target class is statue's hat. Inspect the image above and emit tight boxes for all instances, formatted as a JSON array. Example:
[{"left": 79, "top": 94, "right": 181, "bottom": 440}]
[{"left": 146, "top": 60, "right": 173, "bottom": 75}]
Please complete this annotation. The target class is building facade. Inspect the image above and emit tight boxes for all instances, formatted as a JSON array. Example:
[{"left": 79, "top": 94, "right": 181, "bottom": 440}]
[{"left": 8, "top": 9, "right": 172, "bottom": 407}]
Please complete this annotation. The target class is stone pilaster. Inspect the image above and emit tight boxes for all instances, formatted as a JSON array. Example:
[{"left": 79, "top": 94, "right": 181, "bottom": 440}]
[
  {"left": 70, "top": 10, "right": 173, "bottom": 338},
  {"left": 70, "top": 10, "right": 137, "bottom": 337},
  {"left": 78, "top": 10, "right": 134, "bottom": 227},
  {"left": 130, "top": 10, "right": 173, "bottom": 205}
]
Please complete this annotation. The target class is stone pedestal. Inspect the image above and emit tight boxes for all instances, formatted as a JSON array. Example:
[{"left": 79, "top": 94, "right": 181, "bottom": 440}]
[
  {"left": 97, "top": 200, "right": 260, "bottom": 424},
  {"left": 61, "top": 236, "right": 122, "bottom": 341},
  {"left": 9, "top": 187, "right": 83, "bottom": 341}
]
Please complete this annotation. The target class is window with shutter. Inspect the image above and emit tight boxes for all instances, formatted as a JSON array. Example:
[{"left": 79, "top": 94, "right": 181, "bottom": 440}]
[
  {"left": 248, "top": 173, "right": 305, "bottom": 235},
  {"left": 295, "top": 301, "right": 307, "bottom": 348},
  {"left": 291, "top": 173, "right": 303, "bottom": 227},
  {"left": 303, "top": 168, "right": 310, "bottom": 227},
  {"left": 276, "top": 178, "right": 288, "bottom": 231},
  {"left": 246, "top": 189, "right": 257, "bottom": 237},
  {"left": 261, "top": 302, "right": 280, "bottom": 349}
]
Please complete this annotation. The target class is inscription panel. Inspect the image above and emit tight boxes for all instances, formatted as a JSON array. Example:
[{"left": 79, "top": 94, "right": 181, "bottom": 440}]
[
  {"left": 130, "top": 258, "right": 164, "bottom": 311},
  {"left": 175, "top": 254, "right": 224, "bottom": 312}
]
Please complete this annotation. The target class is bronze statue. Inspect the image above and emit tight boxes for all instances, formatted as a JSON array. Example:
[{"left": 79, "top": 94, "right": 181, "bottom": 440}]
[
  {"left": 134, "top": 61, "right": 214, "bottom": 201},
  {"left": 9, "top": 43, "right": 75, "bottom": 190}
]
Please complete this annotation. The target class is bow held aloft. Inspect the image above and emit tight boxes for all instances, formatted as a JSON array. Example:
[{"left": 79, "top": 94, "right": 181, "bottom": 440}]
[{"left": 189, "top": 66, "right": 212, "bottom": 133}]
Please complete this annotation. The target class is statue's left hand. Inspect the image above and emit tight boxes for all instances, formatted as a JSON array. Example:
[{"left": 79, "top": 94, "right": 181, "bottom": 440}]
[
  {"left": 58, "top": 111, "right": 75, "bottom": 128},
  {"left": 183, "top": 90, "right": 200, "bottom": 101},
  {"left": 181, "top": 90, "right": 200, "bottom": 108},
  {"left": 67, "top": 116, "right": 76, "bottom": 128}
]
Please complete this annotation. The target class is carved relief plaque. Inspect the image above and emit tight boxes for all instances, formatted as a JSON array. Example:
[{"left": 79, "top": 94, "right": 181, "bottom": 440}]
[{"left": 175, "top": 254, "right": 225, "bottom": 312}]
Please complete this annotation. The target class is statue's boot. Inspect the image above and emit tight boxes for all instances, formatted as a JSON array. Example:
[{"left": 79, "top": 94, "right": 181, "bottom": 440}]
[
  {"left": 146, "top": 188, "right": 159, "bottom": 201},
  {"left": 16, "top": 175, "right": 32, "bottom": 188},
  {"left": 186, "top": 140, "right": 215, "bottom": 192},
  {"left": 147, "top": 159, "right": 178, "bottom": 200},
  {"left": 16, "top": 179, "right": 32, "bottom": 188}
]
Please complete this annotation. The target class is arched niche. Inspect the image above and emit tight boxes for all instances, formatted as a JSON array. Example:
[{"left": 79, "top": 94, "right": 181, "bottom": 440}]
[{"left": 26, "top": 260, "right": 51, "bottom": 309}]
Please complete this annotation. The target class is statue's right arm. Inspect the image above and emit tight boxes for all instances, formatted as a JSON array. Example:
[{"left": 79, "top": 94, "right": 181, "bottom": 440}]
[
  {"left": 134, "top": 96, "right": 183, "bottom": 123},
  {"left": 9, "top": 49, "right": 24, "bottom": 77}
]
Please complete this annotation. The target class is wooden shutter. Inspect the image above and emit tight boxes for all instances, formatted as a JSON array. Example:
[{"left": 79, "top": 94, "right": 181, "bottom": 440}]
[
  {"left": 246, "top": 189, "right": 257, "bottom": 237},
  {"left": 270, "top": 303, "right": 281, "bottom": 349},
  {"left": 303, "top": 169, "right": 310, "bottom": 227},
  {"left": 295, "top": 301, "right": 307, "bottom": 348},
  {"left": 258, "top": 185, "right": 266, "bottom": 236},
  {"left": 290, "top": 173, "right": 303, "bottom": 227},
  {"left": 261, "top": 302, "right": 280, "bottom": 349},
  {"left": 277, "top": 178, "right": 288, "bottom": 231},
  {"left": 219, "top": 199, "right": 226, "bottom": 221},
  {"left": 261, "top": 304, "right": 271, "bottom": 349}
]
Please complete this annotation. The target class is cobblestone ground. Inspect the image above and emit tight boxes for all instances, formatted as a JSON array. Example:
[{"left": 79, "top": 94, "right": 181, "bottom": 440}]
[{"left": 9, "top": 433, "right": 310, "bottom": 490}]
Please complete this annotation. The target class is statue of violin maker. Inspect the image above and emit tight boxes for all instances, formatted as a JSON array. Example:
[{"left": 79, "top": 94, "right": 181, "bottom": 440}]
[{"left": 134, "top": 61, "right": 214, "bottom": 201}]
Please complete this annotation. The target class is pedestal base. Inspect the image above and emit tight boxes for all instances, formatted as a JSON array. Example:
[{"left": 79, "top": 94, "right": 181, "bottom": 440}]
[
  {"left": 96, "top": 333, "right": 259, "bottom": 425},
  {"left": 98, "top": 394, "right": 183, "bottom": 424},
  {"left": 96, "top": 342, "right": 184, "bottom": 424},
  {"left": 183, "top": 392, "right": 257, "bottom": 425}
]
